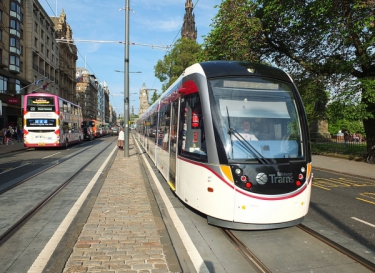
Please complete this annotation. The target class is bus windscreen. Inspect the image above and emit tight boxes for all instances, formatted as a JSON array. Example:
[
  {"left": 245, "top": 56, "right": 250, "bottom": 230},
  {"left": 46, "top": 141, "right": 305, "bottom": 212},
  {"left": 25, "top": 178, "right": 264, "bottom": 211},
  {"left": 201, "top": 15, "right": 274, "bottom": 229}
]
[{"left": 27, "top": 97, "right": 55, "bottom": 112}]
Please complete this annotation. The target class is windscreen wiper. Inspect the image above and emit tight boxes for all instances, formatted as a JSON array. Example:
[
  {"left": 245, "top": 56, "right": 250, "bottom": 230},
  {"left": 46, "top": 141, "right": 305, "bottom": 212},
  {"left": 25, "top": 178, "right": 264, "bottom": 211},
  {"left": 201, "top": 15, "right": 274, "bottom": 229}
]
[{"left": 226, "top": 107, "right": 269, "bottom": 164}]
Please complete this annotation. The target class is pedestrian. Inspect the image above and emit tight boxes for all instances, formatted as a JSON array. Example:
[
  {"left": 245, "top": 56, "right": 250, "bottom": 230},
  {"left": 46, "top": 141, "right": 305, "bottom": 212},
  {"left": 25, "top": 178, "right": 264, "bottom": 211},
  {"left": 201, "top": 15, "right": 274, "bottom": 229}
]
[
  {"left": 6, "top": 128, "right": 13, "bottom": 145},
  {"left": 16, "top": 127, "right": 22, "bottom": 142},
  {"left": 0, "top": 128, "right": 4, "bottom": 144},
  {"left": 344, "top": 130, "right": 350, "bottom": 146},
  {"left": 117, "top": 128, "right": 124, "bottom": 150}
]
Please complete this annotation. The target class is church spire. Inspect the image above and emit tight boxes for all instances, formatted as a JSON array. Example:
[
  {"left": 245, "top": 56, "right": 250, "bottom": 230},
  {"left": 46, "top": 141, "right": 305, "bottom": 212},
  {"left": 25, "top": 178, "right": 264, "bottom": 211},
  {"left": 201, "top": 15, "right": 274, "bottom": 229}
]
[{"left": 181, "top": 0, "right": 197, "bottom": 41}]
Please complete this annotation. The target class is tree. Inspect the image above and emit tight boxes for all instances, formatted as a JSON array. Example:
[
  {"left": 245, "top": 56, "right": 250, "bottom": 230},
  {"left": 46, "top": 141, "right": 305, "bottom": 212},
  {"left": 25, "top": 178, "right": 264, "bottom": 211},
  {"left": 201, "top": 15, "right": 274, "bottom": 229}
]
[
  {"left": 154, "top": 38, "right": 202, "bottom": 92},
  {"left": 201, "top": 0, "right": 375, "bottom": 149},
  {"left": 197, "top": 0, "right": 263, "bottom": 62},
  {"left": 150, "top": 90, "right": 160, "bottom": 105}
]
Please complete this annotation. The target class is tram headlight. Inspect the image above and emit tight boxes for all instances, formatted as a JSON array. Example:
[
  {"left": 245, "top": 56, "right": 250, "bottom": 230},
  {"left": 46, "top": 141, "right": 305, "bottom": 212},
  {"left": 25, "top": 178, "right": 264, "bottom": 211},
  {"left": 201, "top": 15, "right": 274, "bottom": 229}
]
[
  {"left": 234, "top": 168, "right": 242, "bottom": 175},
  {"left": 301, "top": 167, "right": 306, "bottom": 173}
]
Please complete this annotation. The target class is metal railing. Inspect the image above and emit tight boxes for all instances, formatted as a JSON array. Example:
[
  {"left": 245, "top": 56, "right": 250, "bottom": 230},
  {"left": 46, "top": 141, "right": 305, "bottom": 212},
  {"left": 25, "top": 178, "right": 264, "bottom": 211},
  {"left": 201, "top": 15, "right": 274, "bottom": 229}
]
[{"left": 310, "top": 136, "right": 369, "bottom": 158}]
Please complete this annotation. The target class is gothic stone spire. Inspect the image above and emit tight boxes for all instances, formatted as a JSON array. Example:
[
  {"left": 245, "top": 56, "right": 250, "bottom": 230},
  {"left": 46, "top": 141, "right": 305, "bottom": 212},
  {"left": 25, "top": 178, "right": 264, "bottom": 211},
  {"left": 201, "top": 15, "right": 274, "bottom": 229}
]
[{"left": 181, "top": 0, "right": 197, "bottom": 41}]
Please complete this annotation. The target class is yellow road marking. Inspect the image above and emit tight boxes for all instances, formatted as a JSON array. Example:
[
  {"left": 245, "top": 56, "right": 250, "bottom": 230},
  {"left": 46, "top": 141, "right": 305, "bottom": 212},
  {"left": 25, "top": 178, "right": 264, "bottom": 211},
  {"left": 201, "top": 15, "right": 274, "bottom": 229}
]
[
  {"left": 356, "top": 197, "right": 375, "bottom": 205},
  {"left": 313, "top": 184, "right": 331, "bottom": 190}
]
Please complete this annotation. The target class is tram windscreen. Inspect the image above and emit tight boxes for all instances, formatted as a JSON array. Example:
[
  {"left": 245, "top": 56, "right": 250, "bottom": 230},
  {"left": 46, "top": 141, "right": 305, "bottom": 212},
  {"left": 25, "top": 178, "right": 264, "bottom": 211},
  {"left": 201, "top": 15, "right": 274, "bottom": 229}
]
[{"left": 209, "top": 77, "right": 304, "bottom": 161}]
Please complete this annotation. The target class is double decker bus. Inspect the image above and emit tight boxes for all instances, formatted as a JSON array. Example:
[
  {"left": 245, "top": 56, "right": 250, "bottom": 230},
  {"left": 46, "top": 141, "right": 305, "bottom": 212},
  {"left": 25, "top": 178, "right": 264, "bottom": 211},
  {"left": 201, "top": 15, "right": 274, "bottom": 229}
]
[{"left": 23, "top": 93, "right": 83, "bottom": 148}]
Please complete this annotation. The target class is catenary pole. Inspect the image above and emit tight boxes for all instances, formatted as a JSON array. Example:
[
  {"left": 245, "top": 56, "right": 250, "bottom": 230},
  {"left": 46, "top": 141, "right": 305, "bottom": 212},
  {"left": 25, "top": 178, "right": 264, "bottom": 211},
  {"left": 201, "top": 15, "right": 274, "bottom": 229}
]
[{"left": 124, "top": 0, "right": 130, "bottom": 157}]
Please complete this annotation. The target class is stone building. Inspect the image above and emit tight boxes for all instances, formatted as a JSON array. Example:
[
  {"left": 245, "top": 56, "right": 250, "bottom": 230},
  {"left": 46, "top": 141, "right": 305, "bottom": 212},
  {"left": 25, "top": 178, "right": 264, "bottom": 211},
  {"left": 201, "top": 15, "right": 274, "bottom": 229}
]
[
  {"left": 76, "top": 68, "right": 98, "bottom": 121},
  {"left": 138, "top": 83, "right": 150, "bottom": 117},
  {"left": 181, "top": 0, "right": 197, "bottom": 41},
  {"left": 50, "top": 9, "right": 78, "bottom": 103},
  {"left": 0, "top": 0, "right": 61, "bottom": 129}
]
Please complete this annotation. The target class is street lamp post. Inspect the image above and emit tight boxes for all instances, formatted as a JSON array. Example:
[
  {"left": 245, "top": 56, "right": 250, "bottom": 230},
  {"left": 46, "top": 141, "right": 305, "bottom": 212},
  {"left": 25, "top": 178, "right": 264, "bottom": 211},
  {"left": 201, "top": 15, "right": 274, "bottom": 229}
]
[{"left": 124, "top": 0, "right": 130, "bottom": 157}]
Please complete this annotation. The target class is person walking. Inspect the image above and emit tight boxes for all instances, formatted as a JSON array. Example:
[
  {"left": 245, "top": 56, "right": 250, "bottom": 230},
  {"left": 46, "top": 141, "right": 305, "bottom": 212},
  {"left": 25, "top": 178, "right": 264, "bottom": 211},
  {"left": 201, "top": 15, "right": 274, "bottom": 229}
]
[
  {"left": 344, "top": 130, "right": 350, "bottom": 146},
  {"left": 6, "top": 128, "right": 13, "bottom": 145},
  {"left": 117, "top": 128, "right": 124, "bottom": 150}
]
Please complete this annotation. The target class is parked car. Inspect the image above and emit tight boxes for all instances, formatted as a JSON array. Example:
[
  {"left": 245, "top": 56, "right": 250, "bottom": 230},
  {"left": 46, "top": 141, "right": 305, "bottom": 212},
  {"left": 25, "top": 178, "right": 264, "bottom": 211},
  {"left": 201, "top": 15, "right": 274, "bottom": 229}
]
[{"left": 111, "top": 127, "right": 119, "bottom": 136}]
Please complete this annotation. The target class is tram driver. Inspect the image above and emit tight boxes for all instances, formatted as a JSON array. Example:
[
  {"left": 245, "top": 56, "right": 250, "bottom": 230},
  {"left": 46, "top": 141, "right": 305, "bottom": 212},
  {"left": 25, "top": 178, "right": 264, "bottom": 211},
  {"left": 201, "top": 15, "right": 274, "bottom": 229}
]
[{"left": 233, "top": 120, "right": 258, "bottom": 141}]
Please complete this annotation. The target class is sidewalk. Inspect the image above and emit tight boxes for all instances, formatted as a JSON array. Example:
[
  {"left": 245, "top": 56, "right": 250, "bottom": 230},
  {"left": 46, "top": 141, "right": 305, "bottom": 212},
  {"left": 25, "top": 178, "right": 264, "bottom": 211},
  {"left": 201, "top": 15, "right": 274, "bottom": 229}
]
[
  {"left": 61, "top": 139, "right": 179, "bottom": 273},
  {"left": 312, "top": 154, "right": 375, "bottom": 179},
  {"left": 0, "top": 139, "right": 25, "bottom": 155}
]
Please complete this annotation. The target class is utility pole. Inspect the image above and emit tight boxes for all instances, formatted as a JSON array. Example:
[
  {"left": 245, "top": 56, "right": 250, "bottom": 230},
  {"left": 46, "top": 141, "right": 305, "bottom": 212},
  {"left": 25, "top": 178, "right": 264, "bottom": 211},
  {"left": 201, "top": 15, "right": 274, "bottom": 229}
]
[{"left": 124, "top": 0, "right": 130, "bottom": 157}]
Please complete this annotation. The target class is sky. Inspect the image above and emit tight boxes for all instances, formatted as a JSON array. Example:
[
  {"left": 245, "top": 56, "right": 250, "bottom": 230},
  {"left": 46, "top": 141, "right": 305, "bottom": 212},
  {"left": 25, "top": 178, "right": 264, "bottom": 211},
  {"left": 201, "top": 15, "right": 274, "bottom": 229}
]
[{"left": 40, "top": 0, "right": 223, "bottom": 116}]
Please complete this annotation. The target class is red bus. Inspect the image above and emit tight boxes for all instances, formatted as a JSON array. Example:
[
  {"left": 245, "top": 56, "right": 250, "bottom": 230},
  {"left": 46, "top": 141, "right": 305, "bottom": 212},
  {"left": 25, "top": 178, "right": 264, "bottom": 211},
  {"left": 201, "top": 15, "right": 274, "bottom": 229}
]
[{"left": 23, "top": 93, "right": 83, "bottom": 148}]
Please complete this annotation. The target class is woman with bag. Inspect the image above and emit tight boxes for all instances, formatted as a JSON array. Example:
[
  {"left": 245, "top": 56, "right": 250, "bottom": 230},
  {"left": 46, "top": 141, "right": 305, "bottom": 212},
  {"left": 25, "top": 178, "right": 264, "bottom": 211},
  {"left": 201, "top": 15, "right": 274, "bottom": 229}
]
[{"left": 117, "top": 128, "right": 124, "bottom": 150}]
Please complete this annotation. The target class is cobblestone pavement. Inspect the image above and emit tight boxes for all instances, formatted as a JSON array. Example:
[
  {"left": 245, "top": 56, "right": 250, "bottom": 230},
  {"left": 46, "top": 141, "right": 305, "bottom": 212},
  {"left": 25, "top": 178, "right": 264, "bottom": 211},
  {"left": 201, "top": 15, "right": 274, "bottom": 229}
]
[{"left": 63, "top": 142, "right": 172, "bottom": 273}]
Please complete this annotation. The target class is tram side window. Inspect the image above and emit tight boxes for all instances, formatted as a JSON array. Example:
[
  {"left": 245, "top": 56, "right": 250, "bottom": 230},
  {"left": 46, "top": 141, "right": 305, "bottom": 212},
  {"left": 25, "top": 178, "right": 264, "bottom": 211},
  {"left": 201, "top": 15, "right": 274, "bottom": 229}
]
[{"left": 179, "top": 94, "right": 207, "bottom": 162}]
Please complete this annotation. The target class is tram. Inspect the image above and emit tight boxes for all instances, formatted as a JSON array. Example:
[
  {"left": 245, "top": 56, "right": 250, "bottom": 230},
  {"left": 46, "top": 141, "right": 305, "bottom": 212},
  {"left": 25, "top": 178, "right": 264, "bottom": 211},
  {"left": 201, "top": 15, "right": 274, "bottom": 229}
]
[
  {"left": 23, "top": 93, "right": 83, "bottom": 148},
  {"left": 135, "top": 61, "right": 312, "bottom": 230}
]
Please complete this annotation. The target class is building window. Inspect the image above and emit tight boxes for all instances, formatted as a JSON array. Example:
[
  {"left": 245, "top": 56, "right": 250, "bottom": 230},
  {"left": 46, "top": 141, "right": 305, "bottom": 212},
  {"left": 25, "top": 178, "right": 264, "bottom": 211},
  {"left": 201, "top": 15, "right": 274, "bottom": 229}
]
[
  {"left": 34, "top": 22, "right": 38, "bottom": 32},
  {"left": 34, "top": 37, "right": 38, "bottom": 47},
  {"left": 10, "top": 55, "right": 20, "bottom": 66},
  {"left": 0, "top": 76, "right": 8, "bottom": 93},
  {"left": 41, "top": 30, "right": 44, "bottom": 40}
]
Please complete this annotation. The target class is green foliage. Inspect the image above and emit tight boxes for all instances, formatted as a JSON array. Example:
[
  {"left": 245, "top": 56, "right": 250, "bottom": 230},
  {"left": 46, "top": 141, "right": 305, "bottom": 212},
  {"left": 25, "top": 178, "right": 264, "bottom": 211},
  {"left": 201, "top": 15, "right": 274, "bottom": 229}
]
[
  {"left": 150, "top": 90, "right": 160, "bottom": 105},
  {"left": 198, "top": 0, "right": 263, "bottom": 62},
  {"left": 200, "top": 0, "right": 375, "bottom": 142},
  {"left": 154, "top": 38, "right": 201, "bottom": 92},
  {"left": 328, "top": 120, "right": 365, "bottom": 136}
]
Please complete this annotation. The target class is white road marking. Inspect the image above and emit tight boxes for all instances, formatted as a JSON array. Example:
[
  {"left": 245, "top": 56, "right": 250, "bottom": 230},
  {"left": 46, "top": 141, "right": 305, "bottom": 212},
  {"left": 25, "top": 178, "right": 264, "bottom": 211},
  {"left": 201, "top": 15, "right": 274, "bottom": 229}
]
[
  {"left": 28, "top": 146, "right": 117, "bottom": 273},
  {"left": 0, "top": 163, "right": 30, "bottom": 175},
  {"left": 135, "top": 140, "right": 210, "bottom": 273},
  {"left": 351, "top": 217, "right": 375, "bottom": 228},
  {"left": 42, "top": 152, "right": 61, "bottom": 159}
]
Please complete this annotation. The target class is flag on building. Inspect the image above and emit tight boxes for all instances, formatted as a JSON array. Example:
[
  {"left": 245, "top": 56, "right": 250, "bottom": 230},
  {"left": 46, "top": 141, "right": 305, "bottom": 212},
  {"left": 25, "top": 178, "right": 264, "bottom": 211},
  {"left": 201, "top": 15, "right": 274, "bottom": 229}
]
[
  {"left": 76, "top": 75, "right": 83, "bottom": 82},
  {"left": 34, "top": 78, "right": 45, "bottom": 85},
  {"left": 42, "top": 82, "right": 51, "bottom": 90}
]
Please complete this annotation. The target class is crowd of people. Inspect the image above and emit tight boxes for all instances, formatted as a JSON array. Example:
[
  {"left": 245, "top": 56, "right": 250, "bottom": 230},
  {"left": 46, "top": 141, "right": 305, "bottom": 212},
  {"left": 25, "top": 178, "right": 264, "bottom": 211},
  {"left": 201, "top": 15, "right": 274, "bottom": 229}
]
[
  {"left": 0, "top": 126, "right": 23, "bottom": 145},
  {"left": 337, "top": 129, "right": 365, "bottom": 146}
]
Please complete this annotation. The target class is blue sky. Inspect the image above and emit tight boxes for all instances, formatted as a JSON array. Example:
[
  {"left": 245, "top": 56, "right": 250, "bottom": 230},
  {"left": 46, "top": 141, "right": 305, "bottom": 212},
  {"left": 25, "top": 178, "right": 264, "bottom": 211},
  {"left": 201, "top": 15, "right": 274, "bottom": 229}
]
[{"left": 40, "top": 0, "right": 222, "bottom": 116}]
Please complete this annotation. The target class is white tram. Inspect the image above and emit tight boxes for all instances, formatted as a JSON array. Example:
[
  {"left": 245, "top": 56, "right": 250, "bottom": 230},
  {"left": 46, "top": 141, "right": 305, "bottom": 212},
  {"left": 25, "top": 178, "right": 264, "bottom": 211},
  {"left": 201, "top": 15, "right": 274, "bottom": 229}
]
[{"left": 135, "top": 61, "right": 312, "bottom": 230}]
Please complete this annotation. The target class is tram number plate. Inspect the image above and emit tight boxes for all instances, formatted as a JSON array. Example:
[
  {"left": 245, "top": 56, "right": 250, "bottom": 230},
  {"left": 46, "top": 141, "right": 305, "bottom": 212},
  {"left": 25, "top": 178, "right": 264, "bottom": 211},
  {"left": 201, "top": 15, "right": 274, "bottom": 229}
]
[{"left": 38, "top": 142, "right": 46, "bottom": 146}]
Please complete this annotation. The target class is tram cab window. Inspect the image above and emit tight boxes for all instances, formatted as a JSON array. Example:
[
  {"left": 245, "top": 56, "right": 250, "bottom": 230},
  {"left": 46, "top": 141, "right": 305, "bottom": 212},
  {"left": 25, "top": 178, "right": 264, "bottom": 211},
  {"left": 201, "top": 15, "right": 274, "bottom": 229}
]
[
  {"left": 210, "top": 77, "right": 304, "bottom": 160},
  {"left": 179, "top": 94, "right": 207, "bottom": 162}
]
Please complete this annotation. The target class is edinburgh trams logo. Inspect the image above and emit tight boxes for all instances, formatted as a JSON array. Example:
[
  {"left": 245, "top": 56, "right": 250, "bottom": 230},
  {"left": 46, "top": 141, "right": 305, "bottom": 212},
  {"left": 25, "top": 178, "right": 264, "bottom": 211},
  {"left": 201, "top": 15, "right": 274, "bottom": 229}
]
[{"left": 256, "top": 173, "right": 268, "bottom": 185}]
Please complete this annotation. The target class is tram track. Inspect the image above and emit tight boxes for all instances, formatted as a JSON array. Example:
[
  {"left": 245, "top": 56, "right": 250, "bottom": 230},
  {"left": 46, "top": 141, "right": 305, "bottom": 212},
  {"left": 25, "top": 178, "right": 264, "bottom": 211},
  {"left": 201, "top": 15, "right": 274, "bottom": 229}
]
[
  {"left": 0, "top": 139, "right": 115, "bottom": 247},
  {"left": 298, "top": 223, "right": 375, "bottom": 272},
  {"left": 222, "top": 228, "right": 272, "bottom": 273},
  {"left": 222, "top": 224, "right": 375, "bottom": 273},
  {"left": 0, "top": 144, "right": 96, "bottom": 195}
]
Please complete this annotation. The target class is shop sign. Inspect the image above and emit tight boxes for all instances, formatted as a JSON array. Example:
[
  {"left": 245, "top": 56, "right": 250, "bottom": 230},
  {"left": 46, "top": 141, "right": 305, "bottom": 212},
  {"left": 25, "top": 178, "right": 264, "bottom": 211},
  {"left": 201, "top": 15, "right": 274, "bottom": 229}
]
[{"left": 8, "top": 97, "right": 20, "bottom": 104}]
